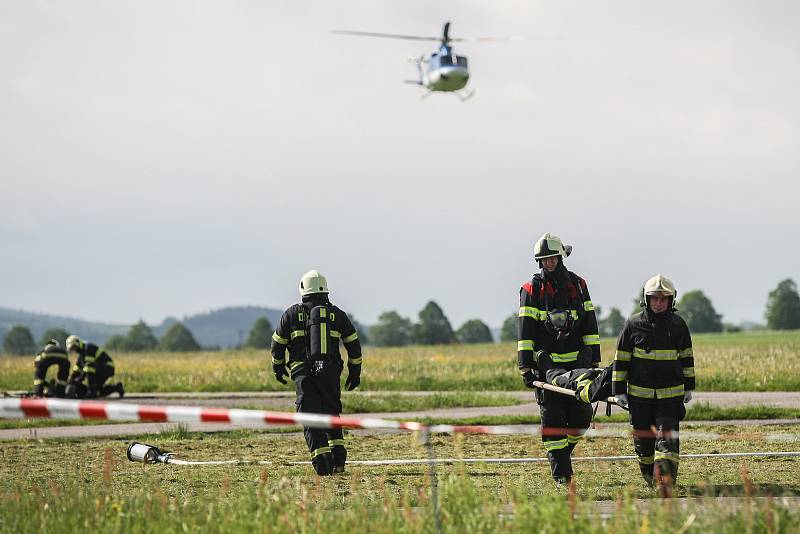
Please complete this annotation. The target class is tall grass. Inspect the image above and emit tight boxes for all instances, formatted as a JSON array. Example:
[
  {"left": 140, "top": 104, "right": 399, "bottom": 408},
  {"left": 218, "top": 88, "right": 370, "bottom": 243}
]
[
  {"left": 0, "top": 469, "right": 797, "bottom": 534},
  {"left": 1, "top": 330, "right": 799, "bottom": 392}
]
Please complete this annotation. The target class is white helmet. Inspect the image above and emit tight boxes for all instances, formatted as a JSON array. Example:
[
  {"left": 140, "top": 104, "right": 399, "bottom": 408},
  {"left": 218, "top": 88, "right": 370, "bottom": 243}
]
[
  {"left": 640, "top": 274, "right": 677, "bottom": 309},
  {"left": 299, "top": 270, "right": 329, "bottom": 296},
  {"left": 533, "top": 233, "right": 573, "bottom": 262},
  {"left": 66, "top": 335, "right": 82, "bottom": 351}
]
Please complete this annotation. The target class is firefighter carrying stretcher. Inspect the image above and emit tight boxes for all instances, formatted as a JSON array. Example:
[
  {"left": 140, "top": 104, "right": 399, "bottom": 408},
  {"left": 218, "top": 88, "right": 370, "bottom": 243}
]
[
  {"left": 270, "top": 270, "right": 363, "bottom": 476},
  {"left": 517, "top": 233, "right": 602, "bottom": 485},
  {"left": 541, "top": 274, "right": 696, "bottom": 491},
  {"left": 613, "top": 274, "right": 695, "bottom": 489}
]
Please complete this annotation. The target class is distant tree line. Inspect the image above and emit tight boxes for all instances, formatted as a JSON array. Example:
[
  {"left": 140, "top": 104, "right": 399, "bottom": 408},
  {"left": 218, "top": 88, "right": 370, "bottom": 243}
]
[
  {"left": 1, "top": 320, "right": 204, "bottom": 355},
  {"left": 3, "top": 279, "right": 800, "bottom": 354},
  {"left": 104, "top": 320, "right": 202, "bottom": 352},
  {"left": 368, "top": 301, "right": 493, "bottom": 347}
]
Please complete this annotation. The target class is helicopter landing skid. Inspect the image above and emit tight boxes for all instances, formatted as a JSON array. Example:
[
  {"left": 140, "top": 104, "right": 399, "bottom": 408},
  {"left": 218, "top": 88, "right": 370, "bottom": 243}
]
[
  {"left": 419, "top": 89, "right": 474, "bottom": 101},
  {"left": 453, "top": 89, "right": 475, "bottom": 102}
]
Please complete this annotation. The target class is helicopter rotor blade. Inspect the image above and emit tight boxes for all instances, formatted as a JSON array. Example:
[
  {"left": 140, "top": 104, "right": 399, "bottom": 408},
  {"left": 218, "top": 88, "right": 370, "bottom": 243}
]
[
  {"left": 331, "top": 30, "right": 441, "bottom": 42},
  {"left": 449, "top": 35, "right": 561, "bottom": 42}
]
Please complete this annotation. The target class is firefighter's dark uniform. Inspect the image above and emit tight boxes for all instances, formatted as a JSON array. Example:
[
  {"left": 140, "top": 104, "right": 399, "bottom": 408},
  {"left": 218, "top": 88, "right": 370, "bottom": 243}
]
[
  {"left": 68, "top": 341, "right": 123, "bottom": 398},
  {"left": 612, "top": 308, "right": 695, "bottom": 483},
  {"left": 270, "top": 295, "right": 362, "bottom": 476},
  {"left": 33, "top": 344, "right": 70, "bottom": 397},
  {"left": 518, "top": 263, "right": 601, "bottom": 482}
]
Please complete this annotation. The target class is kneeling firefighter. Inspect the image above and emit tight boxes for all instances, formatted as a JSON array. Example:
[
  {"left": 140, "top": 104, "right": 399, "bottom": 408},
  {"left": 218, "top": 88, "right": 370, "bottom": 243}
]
[
  {"left": 270, "top": 270, "right": 363, "bottom": 476},
  {"left": 65, "top": 335, "right": 125, "bottom": 398},
  {"left": 33, "top": 339, "right": 71, "bottom": 397},
  {"left": 612, "top": 275, "right": 695, "bottom": 489},
  {"left": 517, "top": 233, "right": 602, "bottom": 485}
]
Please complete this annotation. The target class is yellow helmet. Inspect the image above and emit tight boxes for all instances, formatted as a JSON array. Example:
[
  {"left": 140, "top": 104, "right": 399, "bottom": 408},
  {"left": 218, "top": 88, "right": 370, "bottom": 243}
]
[
  {"left": 533, "top": 233, "right": 573, "bottom": 262},
  {"left": 299, "top": 270, "right": 329, "bottom": 296},
  {"left": 640, "top": 274, "right": 677, "bottom": 309}
]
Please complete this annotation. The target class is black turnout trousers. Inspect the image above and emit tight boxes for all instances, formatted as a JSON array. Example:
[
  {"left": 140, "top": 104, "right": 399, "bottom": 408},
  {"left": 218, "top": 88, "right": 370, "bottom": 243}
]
[
  {"left": 629, "top": 399, "right": 685, "bottom": 481},
  {"left": 539, "top": 390, "right": 593, "bottom": 480},
  {"left": 294, "top": 362, "right": 346, "bottom": 468}
]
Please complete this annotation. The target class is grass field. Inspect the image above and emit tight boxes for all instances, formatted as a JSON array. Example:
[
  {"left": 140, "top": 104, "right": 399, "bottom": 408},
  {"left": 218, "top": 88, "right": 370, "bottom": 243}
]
[
  {"left": 2, "top": 326, "right": 799, "bottom": 534},
  {"left": 2, "top": 330, "right": 799, "bottom": 393},
  {"left": 1, "top": 424, "right": 799, "bottom": 533}
]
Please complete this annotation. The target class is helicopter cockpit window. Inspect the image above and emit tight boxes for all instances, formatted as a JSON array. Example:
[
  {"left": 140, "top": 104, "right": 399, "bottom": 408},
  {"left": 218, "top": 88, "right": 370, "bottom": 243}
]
[{"left": 433, "top": 55, "right": 467, "bottom": 68}]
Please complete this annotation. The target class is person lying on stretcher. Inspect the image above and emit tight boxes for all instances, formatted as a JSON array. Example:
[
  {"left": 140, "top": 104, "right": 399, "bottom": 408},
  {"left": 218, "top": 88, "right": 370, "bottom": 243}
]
[{"left": 545, "top": 366, "right": 614, "bottom": 404}]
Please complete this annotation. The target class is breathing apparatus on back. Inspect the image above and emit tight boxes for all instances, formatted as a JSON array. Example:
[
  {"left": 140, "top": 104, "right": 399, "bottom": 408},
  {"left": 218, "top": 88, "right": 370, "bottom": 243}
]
[{"left": 299, "top": 270, "right": 336, "bottom": 376}]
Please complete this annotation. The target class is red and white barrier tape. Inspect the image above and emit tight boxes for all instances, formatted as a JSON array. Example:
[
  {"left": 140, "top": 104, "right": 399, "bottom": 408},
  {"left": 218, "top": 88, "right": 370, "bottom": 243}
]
[
  {"left": 0, "top": 398, "right": 422, "bottom": 432},
  {"left": 1, "top": 398, "right": 798, "bottom": 442}
]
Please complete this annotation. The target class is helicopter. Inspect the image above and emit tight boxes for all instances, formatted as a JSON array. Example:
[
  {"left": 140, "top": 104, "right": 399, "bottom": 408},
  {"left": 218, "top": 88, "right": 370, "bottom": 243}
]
[{"left": 332, "top": 22, "right": 553, "bottom": 101}]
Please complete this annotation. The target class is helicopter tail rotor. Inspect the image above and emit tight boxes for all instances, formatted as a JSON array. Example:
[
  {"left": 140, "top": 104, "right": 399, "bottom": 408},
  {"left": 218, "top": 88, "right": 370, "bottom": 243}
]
[{"left": 442, "top": 21, "right": 451, "bottom": 44}]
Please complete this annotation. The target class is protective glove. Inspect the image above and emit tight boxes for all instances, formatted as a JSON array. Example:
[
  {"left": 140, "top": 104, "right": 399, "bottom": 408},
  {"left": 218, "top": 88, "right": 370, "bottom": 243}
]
[
  {"left": 345, "top": 364, "right": 361, "bottom": 391},
  {"left": 272, "top": 363, "right": 288, "bottom": 384},
  {"left": 683, "top": 390, "right": 693, "bottom": 404},
  {"left": 535, "top": 350, "right": 552, "bottom": 372},
  {"left": 521, "top": 370, "right": 537, "bottom": 389},
  {"left": 615, "top": 394, "right": 629, "bottom": 409}
]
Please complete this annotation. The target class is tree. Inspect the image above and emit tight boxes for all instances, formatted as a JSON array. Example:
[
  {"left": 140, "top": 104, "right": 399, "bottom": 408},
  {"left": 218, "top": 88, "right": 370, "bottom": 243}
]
[
  {"left": 3, "top": 325, "right": 36, "bottom": 355},
  {"left": 104, "top": 335, "right": 128, "bottom": 351},
  {"left": 124, "top": 320, "right": 159, "bottom": 352},
  {"left": 630, "top": 291, "right": 644, "bottom": 317},
  {"left": 411, "top": 301, "right": 455, "bottom": 345},
  {"left": 246, "top": 317, "right": 274, "bottom": 349},
  {"left": 455, "top": 319, "right": 493, "bottom": 344},
  {"left": 369, "top": 311, "right": 413, "bottom": 347},
  {"left": 350, "top": 317, "right": 370, "bottom": 346},
  {"left": 677, "top": 290, "right": 723, "bottom": 333},
  {"left": 604, "top": 307, "right": 626, "bottom": 337},
  {"left": 500, "top": 313, "right": 517, "bottom": 342},
  {"left": 159, "top": 323, "right": 201, "bottom": 352},
  {"left": 765, "top": 279, "right": 800, "bottom": 330},
  {"left": 39, "top": 327, "right": 69, "bottom": 347}
]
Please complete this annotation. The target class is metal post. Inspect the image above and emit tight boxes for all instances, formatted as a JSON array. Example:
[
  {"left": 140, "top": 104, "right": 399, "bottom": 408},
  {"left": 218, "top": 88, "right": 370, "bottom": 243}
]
[{"left": 421, "top": 428, "right": 443, "bottom": 534}]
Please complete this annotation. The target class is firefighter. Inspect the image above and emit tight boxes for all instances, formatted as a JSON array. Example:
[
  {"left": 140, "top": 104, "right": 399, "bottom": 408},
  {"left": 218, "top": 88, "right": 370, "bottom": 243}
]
[
  {"left": 33, "top": 339, "right": 71, "bottom": 397},
  {"left": 270, "top": 270, "right": 363, "bottom": 476},
  {"left": 65, "top": 335, "right": 125, "bottom": 398},
  {"left": 612, "top": 274, "right": 695, "bottom": 490},
  {"left": 518, "top": 233, "right": 602, "bottom": 485}
]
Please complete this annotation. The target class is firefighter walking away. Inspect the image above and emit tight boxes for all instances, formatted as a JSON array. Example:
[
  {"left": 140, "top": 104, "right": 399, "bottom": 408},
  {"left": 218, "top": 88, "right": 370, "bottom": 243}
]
[
  {"left": 270, "top": 270, "right": 363, "bottom": 476},
  {"left": 33, "top": 339, "right": 71, "bottom": 397},
  {"left": 518, "top": 233, "right": 602, "bottom": 486},
  {"left": 612, "top": 274, "right": 695, "bottom": 493},
  {"left": 65, "top": 335, "right": 125, "bottom": 399}
]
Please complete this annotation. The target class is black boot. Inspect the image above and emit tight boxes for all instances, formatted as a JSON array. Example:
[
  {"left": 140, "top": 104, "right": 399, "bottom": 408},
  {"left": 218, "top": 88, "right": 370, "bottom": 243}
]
[
  {"left": 331, "top": 445, "right": 347, "bottom": 473},
  {"left": 311, "top": 452, "right": 334, "bottom": 476},
  {"left": 639, "top": 462, "right": 655, "bottom": 487},
  {"left": 116, "top": 383, "right": 125, "bottom": 398}
]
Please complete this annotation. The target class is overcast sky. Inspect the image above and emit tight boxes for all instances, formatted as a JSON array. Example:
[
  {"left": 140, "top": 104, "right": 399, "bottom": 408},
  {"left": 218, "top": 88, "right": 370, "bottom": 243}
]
[{"left": 2, "top": 1, "right": 798, "bottom": 328}]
